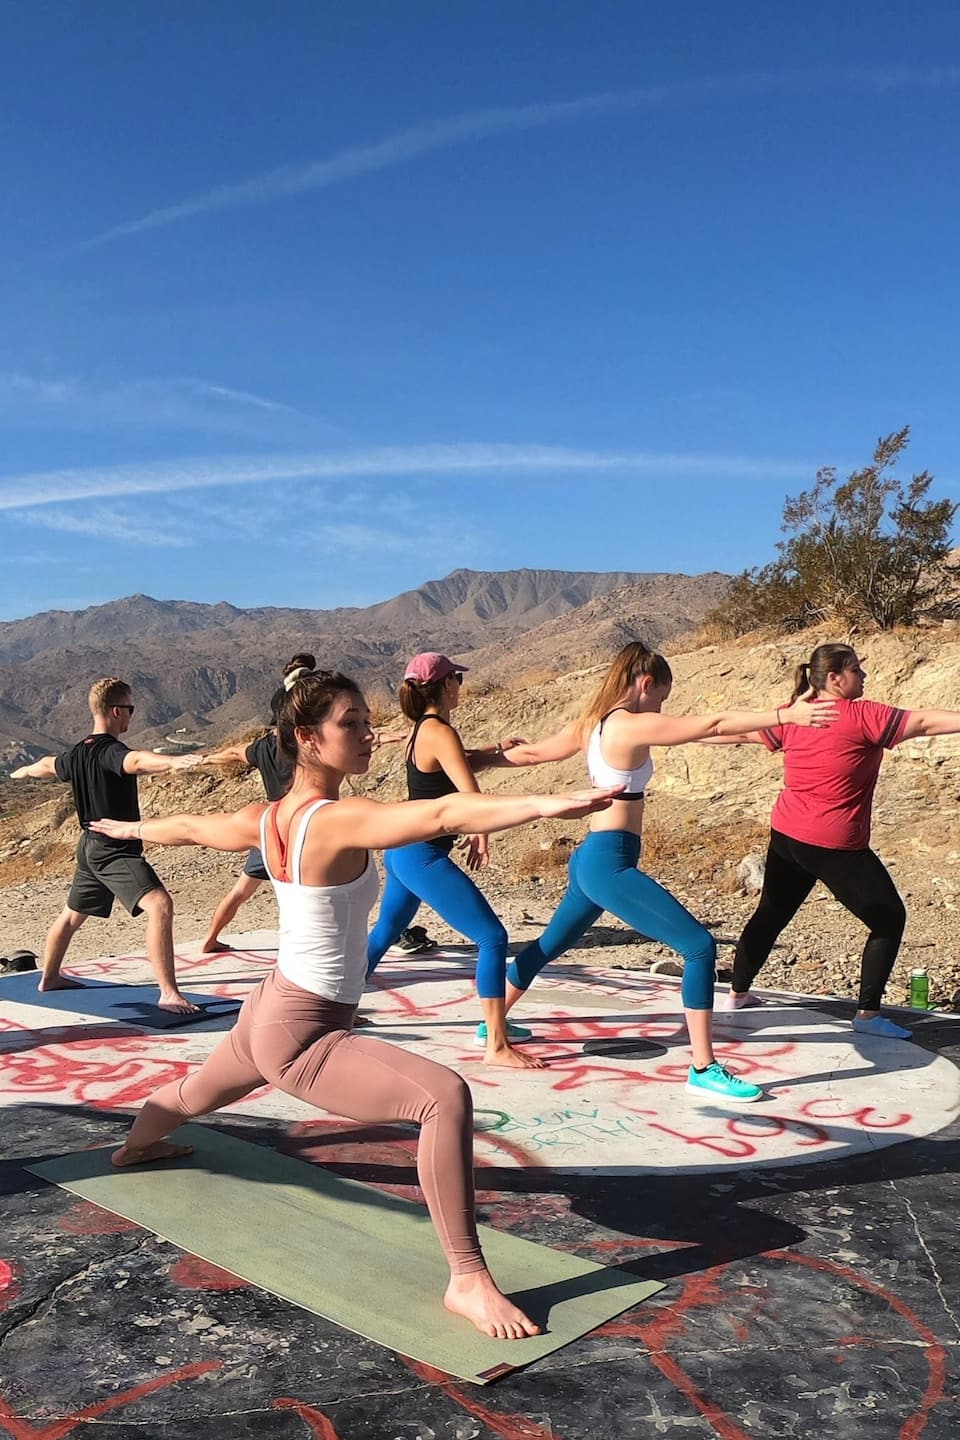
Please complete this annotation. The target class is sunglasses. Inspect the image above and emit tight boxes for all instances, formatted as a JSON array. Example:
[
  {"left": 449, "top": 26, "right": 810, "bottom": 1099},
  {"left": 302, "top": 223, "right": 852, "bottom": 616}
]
[
  {"left": 452, "top": 672, "right": 464, "bottom": 685},
  {"left": 115, "top": 704, "right": 135, "bottom": 715}
]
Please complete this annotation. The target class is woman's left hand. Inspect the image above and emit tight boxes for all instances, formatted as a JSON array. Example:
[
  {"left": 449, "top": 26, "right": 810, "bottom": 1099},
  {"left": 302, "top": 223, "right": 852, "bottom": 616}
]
[{"left": 457, "top": 833, "right": 489, "bottom": 871}]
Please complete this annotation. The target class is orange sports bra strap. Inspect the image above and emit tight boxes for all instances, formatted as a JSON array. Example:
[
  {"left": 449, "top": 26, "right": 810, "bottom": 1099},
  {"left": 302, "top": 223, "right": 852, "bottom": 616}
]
[{"left": 269, "top": 796, "right": 327, "bottom": 884}]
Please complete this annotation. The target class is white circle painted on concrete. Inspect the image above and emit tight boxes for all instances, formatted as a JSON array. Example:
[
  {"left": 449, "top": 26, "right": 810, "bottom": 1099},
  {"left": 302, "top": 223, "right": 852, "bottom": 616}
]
[{"left": 1, "top": 937, "right": 956, "bottom": 1176}]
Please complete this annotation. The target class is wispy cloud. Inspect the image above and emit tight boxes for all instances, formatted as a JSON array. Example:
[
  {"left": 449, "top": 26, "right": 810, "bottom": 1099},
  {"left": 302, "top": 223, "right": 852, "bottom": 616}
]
[
  {"left": 12, "top": 504, "right": 194, "bottom": 549},
  {"left": 0, "top": 443, "right": 816, "bottom": 515},
  {"left": 0, "top": 373, "right": 314, "bottom": 435},
  {"left": 86, "top": 65, "right": 960, "bottom": 245}
]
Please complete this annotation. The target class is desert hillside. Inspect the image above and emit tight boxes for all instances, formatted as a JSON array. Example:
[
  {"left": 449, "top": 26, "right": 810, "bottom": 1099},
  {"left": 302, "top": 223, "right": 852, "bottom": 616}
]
[
  {"left": 2, "top": 625, "right": 958, "bottom": 1012},
  {"left": 0, "top": 567, "right": 728, "bottom": 762}
]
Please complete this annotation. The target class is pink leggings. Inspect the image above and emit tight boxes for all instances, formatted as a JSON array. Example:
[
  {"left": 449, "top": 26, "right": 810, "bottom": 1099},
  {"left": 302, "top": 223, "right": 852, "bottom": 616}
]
[{"left": 126, "top": 968, "right": 485, "bottom": 1274}]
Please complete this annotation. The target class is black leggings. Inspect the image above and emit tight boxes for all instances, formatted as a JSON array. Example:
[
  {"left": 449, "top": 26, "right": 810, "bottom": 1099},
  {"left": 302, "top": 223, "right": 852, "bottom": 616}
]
[{"left": 732, "top": 830, "right": 906, "bottom": 1010}]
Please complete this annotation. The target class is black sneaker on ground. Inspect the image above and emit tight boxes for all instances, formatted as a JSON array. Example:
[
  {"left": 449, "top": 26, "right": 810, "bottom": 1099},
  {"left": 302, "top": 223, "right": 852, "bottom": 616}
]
[
  {"left": 1, "top": 950, "right": 38, "bottom": 974},
  {"left": 393, "top": 926, "right": 438, "bottom": 955}
]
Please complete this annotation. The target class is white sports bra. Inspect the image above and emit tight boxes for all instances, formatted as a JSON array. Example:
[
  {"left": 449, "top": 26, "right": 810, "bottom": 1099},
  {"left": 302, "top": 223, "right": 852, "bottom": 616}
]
[
  {"left": 586, "top": 709, "right": 654, "bottom": 800},
  {"left": 260, "top": 799, "right": 379, "bottom": 1004}
]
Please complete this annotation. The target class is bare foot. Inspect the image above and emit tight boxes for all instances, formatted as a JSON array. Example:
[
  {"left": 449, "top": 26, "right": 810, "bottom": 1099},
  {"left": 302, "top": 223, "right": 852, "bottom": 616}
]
[
  {"left": 200, "top": 939, "right": 233, "bottom": 954},
  {"left": 444, "top": 1270, "right": 541, "bottom": 1340},
  {"left": 483, "top": 1043, "right": 546, "bottom": 1070},
  {"left": 158, "top": 993, "right": 201, "bottom": 1014},
  {"left": 112, "top": 1140, "right": 194, "bottom": 1168},
  {"left": 38, "top": 974, "right": 85, "bottom": 992}
]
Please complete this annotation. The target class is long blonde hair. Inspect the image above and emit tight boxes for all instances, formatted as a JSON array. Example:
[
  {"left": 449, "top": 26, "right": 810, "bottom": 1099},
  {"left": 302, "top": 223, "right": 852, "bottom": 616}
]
[{"left": 575, "top": 642, "right": 673, "bottom": 742}]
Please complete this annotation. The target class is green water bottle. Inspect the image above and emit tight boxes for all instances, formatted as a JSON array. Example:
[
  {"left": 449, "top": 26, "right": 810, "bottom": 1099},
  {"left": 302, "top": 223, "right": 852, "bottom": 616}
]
[{"left": 909, "top": 969, "right": 930, "bottom": 1010}]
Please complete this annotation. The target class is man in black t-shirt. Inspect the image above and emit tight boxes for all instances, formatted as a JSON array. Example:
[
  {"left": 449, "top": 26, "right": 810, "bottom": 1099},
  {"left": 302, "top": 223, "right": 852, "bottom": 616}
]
[{"left": 10, "top": 676, "right": 200, "bottom": 1012}]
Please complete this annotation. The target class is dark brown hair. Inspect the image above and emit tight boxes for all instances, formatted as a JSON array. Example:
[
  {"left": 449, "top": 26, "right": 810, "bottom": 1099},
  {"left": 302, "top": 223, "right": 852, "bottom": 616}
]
[
  {"left": 575, "top": 642, "right": 673, "bottom": 742},
  {"left": 282, "top": 652, "right": 316, "bottom": 678},
  {"left": 398, "top": 677, "right": 449, "bottom": 723},
  {"left": 277, "top": 671, "right": 362, "bottom": 761},
  {"left": 790, "top": 643, "right": 858, "bottom": 701}
]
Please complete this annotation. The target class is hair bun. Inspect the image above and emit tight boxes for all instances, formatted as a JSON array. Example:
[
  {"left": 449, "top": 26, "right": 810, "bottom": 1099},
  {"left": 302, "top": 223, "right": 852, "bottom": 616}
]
[{"left": 283, "top": 666, "right": 315, "bottom": 692}]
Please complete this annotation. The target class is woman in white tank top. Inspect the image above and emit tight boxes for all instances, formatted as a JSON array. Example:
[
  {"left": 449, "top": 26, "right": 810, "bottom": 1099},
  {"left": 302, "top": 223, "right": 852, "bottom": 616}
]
[
  {"left": 90, "top": 669, "right": 619, "bottom": 1342},
  {"left": 498, "top": 641, "right": 835, "bottom": 1104}
]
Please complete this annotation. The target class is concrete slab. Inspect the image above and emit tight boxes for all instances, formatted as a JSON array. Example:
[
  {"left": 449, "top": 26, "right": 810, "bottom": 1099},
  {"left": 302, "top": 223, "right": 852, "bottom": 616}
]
[{"left": 1, "top": 936, "right": 958, "bottom": 1437}]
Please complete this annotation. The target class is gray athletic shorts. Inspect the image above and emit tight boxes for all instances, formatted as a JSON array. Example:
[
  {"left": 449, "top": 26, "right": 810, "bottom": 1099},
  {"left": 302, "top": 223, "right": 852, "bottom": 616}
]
[
  {"left": 243, "top": 847, "right": 269, "bottom": 881},
  {"left": 67, "top": 834, "right": 164, "bottom": 919}
]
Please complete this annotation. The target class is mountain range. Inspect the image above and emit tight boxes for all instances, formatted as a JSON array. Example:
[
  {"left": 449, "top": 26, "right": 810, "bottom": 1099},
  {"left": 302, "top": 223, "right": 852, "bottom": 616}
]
[{"left": 0, "top": 567, "right": 729, "bottom": 759}]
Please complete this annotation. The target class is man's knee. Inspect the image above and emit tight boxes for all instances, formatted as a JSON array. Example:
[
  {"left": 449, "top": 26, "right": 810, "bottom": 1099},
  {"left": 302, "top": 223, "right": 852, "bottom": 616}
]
[
  {"left": 59, "top": 908, "right": 88, "bottom": 933},
  {"left": 140, "top": 886, "right": 173, "bottom": 920}
]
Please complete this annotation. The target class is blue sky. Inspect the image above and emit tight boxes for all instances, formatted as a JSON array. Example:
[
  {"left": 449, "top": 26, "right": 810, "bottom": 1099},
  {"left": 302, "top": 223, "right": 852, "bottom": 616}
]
[{"left": 1, "top": 3, "right": 958, "bottom": 619}]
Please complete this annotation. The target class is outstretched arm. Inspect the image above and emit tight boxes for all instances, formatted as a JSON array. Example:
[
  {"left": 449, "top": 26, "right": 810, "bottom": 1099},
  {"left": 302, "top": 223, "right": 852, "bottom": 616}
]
[
  {"left": 497, "top": 724, "right": 582, "bottom": 768},
  {"left": 465, "top": 736, "right": 530, "bottom": 772},
  {"left": 198, "top": 742, "right": 251, "bottom": 767},
  {"left": 90, "top": 804, "right": 265, "bottom": 851},
  {"left": 328, "top": 786, "right": 622, "bottom": 852},
  {"left": 698, "top": 731, "right": 769, "bottom": 747},
  {"left": 374, "top": 727, "right": 408, "bottom": 747},
  {"left": 900, "top": 709, "right": 960, "bottom": 741},
  {"left": 122, "top": 751, "right": 204, "bottom": 776},
  {"left": 626, "top": 695, "right": 836, "bottom": 746},
  {"left": 9, "top": 755, "right": 59, "bottom": 780}
]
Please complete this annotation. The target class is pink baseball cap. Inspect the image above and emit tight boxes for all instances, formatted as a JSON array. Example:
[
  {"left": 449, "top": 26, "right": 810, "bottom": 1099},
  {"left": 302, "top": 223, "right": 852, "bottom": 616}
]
[{"left": 403, "top": 652, "right": 469, "bottom": 684}]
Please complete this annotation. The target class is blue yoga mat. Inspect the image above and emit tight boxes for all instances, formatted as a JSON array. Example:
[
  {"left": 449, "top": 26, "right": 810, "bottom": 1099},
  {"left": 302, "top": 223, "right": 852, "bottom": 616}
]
[{"left": 0, "top": 972, "right": 241, "bottom": 1029}]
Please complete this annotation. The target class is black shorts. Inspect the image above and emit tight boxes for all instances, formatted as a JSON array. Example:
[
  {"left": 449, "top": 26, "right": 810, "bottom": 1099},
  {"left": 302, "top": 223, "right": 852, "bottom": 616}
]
[
  {"left": 242, "top": 847, "right": 269, "bottom": 882},
  {"left": 67, "top": 834, "right": 164, "bottom": 919}
]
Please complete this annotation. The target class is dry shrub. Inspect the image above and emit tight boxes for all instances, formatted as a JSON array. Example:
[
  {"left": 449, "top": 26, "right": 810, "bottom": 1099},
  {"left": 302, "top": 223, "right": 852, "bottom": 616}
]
[
  {"left": 514, "top": 836, "right": 575, "bottom": 881},
  {"left": 460, "top": 675, "right": 505, "bottom": 701},
  {"left": 364, "top": 687, "right": 399, "bottom": 727},
  {"left": 505, "top": 668, "right": 565, "bottom": 692},
  {"left": 642, "top": 815, "right": 767, "bottom": 893}
]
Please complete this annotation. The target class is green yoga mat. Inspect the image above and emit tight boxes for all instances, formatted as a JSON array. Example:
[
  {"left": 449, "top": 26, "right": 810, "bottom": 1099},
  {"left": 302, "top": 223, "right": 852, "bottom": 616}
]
[{"left": 29, "top": 1126, "right": 662, "bottom": 1384}]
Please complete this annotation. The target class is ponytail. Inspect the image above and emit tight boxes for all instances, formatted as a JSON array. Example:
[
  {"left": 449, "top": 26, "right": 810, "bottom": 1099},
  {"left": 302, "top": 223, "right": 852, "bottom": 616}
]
[
  {"left": 398, "top": 677, "right": 447, "bottom": 723},
  {"left": 789, "top": 663, "right": 811, "bottom": 704}
]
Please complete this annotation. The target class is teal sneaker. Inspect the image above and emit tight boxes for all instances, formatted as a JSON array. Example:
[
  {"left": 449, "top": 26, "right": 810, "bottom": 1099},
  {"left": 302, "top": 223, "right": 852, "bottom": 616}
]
[
  {"left": 685, "top": 1062, "right": 763, "bottom": 1103},
  {"left": 473, "top": 1020, "right": 533, "bottom": 1048}
]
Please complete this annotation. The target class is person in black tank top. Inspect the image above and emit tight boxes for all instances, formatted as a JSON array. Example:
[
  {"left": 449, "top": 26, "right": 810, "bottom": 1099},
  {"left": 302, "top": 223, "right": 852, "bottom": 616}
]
[{"left": 367, "top": 652, "right": 538, "bottom": 1069}]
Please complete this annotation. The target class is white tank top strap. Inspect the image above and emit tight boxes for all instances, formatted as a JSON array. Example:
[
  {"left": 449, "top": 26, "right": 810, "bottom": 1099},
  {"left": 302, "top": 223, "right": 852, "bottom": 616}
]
[{"left": 289, "top": 798, "right": 334, "bottom": 883}]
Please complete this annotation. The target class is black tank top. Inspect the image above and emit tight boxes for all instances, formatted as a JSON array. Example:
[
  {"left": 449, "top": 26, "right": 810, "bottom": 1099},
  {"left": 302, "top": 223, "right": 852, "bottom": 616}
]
[
  {"left": 406, "top": 714, "right": 459, "bottom": 800},
  {"left": 405, "top": 715, "right": 458, "bottom": 852}
]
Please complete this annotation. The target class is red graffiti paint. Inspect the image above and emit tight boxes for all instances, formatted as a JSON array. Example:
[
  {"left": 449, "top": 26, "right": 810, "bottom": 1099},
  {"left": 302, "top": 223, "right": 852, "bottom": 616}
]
[
  {"left": 0, "top": 1361, "right": 220, "bottom": 1440},
  {"left": 168, "top": 1254, "right": 247, "bottom": 1291},
  {"left": 272, "top": 1398, "right": 341, "bottom": 1439},
  {"left": 0, "top": 1260, "right": 19, "bottom": 1311},
  {"left": 402, "top": 1359, "right": 558, "bottom": 1440},
  {"left": 798, "top": 1099, "right": 914, "bottom": 1129},
  {"left": 58, "top": 1201, "right": 139, "bottom": 1236}
]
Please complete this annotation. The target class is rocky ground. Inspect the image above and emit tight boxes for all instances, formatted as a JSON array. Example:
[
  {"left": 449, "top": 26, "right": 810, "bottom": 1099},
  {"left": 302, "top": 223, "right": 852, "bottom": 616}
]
[{"left": 1, "top": 626, "right": 958, "bottom": 1010}]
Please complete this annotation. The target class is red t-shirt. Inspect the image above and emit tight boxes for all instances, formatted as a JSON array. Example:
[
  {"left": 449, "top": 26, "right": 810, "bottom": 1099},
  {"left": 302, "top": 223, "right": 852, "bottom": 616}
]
[{"left": 759, "top": 699, "right": 910, "bottom": 850}]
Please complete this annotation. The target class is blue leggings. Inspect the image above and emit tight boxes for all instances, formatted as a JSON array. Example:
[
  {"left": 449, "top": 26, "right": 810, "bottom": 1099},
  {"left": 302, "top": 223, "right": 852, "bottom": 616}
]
[
  {"left": 506, "top": 830, "right": 716, "bottom": 1010},
  {"left": 367, "top": 842, "right": 509, "bottom": 999}
]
